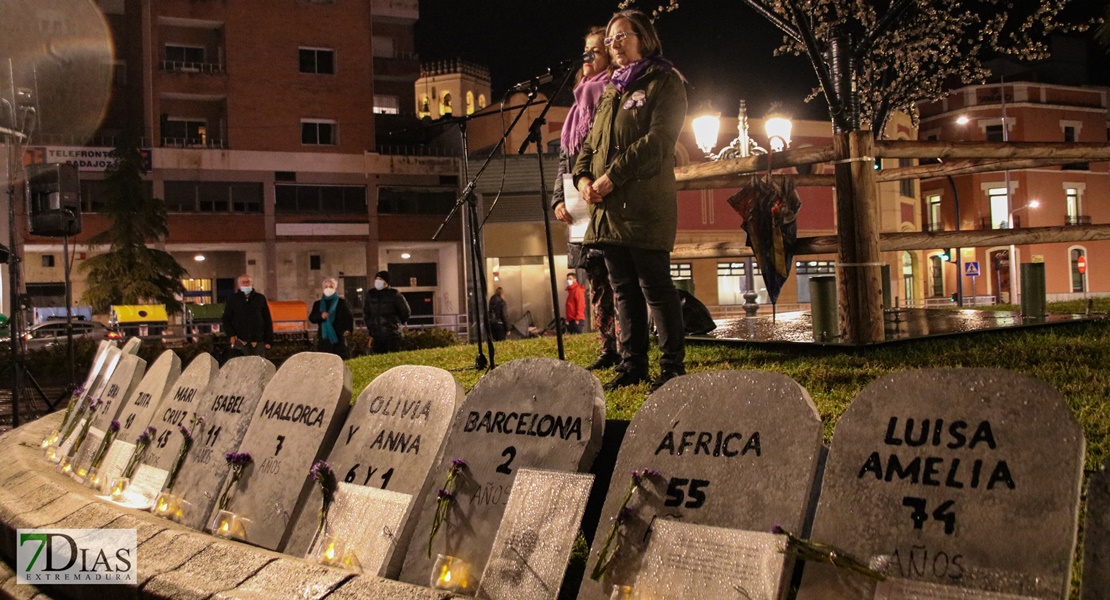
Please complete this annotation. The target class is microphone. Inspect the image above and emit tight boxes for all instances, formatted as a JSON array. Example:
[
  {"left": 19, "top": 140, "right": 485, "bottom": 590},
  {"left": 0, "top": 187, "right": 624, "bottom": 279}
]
[{"left": 507, "top": 52, "right": 596, "bottom": 92}]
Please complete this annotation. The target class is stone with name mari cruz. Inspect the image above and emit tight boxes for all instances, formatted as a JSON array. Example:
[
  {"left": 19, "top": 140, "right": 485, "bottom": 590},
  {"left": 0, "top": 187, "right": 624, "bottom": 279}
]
[{"left": 463, "top": 410, "right": 583, "bottom": 441}]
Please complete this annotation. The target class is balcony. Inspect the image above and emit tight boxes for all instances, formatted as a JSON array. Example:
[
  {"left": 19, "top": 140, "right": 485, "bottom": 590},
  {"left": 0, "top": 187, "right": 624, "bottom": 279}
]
[
  {"left": 161, "top": 61, "right": 225, "bottom": 75},
  {"left": 978, "top": 215, "right": 1021, "bottom": 230},
  {"left": 161, "top": 137, "right": 227, "bottom": 149},
  {"left": 1065, "top": 215, "right": 1092, "bottom": 226},
  {"left": 925, "top": 221, "right": 944, "bottom": 232}
]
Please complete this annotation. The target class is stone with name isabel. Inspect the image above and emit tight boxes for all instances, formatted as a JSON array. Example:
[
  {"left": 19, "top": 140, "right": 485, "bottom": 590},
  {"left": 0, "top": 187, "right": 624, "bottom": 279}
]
[
  {"left": 140, "top": 353, "right": 219, "bottom": 473},
  {"left": 578, "top": 370, "right": 823, "bottom": 600},
  {"left": 285, "top": 365, "right": 464, "bottom": 571},
  {"left": 1081, "top": 461, "right": 1109, "bottom": 600},
  {"left": 173, "top": 355, "right": 276, "bottom": 531},
  {"left": 398, "top": 357, "right": 605, "bottom": 588},
  {"left": 219, "top": 352, "right": 352, "bottom": 551},
  {"left": 797, "top": 369, "right": 1085, "bottom": 600}
]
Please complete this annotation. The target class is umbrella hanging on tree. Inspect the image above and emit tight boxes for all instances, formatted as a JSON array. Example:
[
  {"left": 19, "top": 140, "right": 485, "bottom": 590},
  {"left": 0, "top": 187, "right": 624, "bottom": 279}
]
[{"left": 727, "top": 175, "right": 802, "bottom": 316}]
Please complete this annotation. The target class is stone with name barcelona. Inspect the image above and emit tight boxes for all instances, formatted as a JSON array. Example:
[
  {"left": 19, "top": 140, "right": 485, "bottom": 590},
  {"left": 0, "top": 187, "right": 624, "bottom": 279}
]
[
  {"left": 285, "top": 365, "right": 464, "bottom": 575},
  {"left": 219, "top": 352, "right": 352, "bottom": 551},
  {"left": 398, "top": 357, "right": 605, "bottom": 588},
  {"left": 578, "top": 370, "right": 823, "bottom": 600},
  {"left": 173, "top": 356, "right": 276, "bottom": 531},
  {"left": 797, "top": 369, "right": 1085, "bottom": 600}
]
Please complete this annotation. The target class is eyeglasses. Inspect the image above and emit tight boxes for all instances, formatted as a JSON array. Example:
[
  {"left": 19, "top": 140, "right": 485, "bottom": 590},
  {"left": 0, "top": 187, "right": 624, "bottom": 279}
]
[{"left": 604, "top": 32, "right": 638, "bottom": 46}]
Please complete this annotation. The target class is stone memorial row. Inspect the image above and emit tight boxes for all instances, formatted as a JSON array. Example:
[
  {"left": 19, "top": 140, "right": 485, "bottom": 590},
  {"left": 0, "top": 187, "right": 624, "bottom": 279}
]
[
  {"left": 1081, "top": 461, "right": 1109, "bottom": 600},
  {"left": 66, "top": 352, "right": 147, "bottom": 479},
  {"left": 31, "top": 355, "right": 1097, "bottom": 598}
]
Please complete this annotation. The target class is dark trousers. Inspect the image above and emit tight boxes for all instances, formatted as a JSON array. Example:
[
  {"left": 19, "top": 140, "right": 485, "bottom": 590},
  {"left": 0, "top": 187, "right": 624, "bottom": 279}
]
[
  {"left": 490, "top": 322, "right": 507, "bottom": 341},
  {"left": 317, "top": 337, "right": 349, "bottom": 359},
  {"left": 231, "top": 339, "right": 268, "bottom": 358},
  {"left": 602, "top": 245, "right": 685, "bottom": 373},
  {"left": 371, "top": 335, "right": 402, "bottom": 354},
  {"left": 566, "top": 319, "right": 585, "bottom": 334},
  {"left": 585, "top": 252, "right": 617, "bottom": 355}
]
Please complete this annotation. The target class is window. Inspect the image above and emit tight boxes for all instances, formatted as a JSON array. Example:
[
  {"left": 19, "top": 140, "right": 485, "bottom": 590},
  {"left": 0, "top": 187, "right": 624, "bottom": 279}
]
[
  {"left": 373, "top": 95, "right": 399, "bottom": 115},
  {"left": 42, "top": 255, "right": 55, "bottom": 268},
  {"left": 1070, "top": 248, "right": 1087, "bottom": 293},
  {"left": 275, "top": 185, "right": 366, "bottom": 214},
  {"left": 795, "top": 261, "right": 835, "bottom": 303},
  {"left": 670, "top": 263, "right": 692, "bottom": 279},
  {"left": 377, "top": 188, "right": 455, "bottom": 215},
  {"left": 165, "top": 45, "right": 205, "bottom": 65},
  {"left": 301, "top": 119, "right": 337, "bottom": 145},
  {"left": 466, "top": 91, "right": 475, "bottom": 115},
  {"left": 440, "top": 92, "right": 453, "bottom": 116},
  {"left": 985, "top": 124, "right": 1004, "bottom": 142},
  {"left": 1064, "top": 126, "right": 1076, "bottom": 143},
  {"left": 163, "top": 181, "right": 263, "bottom": 213},
  {"left": 898, "top": 158, "right": 914, "bottom": 198},
  {"left": 162, "top": 118, "right": 207, "bottom": 145},
  {"left": 927, "top": 194, "right": 942, "bottom": 231},
  {"left": 930, "top": 255, "right": 944, "bottom": 297},
  {"left": 717, "top": 261, "right": 767, "bottom": 305},
  {"left": 299, "top": 48, "right": 335, "bottom": 74},
  {"left": 80, "top": 179, "right": 153, "bottom": 213},
  {"left": 310, "top": 255, "right": 321, "bottom": 270},
  {"left": 987, "top": 187, "right": 1009, "bottom": 229},
  {"left": 372, "top": 36, "right": 394, "bottom": 58}
]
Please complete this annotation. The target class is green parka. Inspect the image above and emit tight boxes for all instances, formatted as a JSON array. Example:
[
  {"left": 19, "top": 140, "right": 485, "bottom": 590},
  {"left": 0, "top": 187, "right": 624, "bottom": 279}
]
[{"left": 573, "top": 62, "right": 687, "bottom": 252}]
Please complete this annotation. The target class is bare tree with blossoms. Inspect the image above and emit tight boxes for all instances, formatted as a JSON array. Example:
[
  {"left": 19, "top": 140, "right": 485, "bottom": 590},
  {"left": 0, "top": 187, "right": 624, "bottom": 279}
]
[{"left": 621, "top": 0, "right": 1090, "bottom": 137}]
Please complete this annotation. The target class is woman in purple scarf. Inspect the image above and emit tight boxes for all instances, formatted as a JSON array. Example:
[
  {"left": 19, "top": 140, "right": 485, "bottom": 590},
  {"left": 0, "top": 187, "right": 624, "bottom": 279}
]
[{"left": 552, "top": 26, "right": 621, "bottom": 371}]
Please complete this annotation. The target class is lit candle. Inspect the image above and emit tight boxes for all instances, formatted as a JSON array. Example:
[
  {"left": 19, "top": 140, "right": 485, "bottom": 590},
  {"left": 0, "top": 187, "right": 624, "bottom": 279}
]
[
  {"left": 109, "top": 477, "right": 129, "bottom": 501},
  {"left": 430, "top": 555, "right": 470, "bottom": 592},
  {"left": 210, "top": 510, "right": 240, "bottom": 538}
]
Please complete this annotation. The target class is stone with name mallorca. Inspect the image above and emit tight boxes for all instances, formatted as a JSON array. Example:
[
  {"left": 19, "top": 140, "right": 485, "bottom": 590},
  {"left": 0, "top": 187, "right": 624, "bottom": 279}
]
[
  {"left": 173, "top": 355, "right": 276, "bottom": 531},
  {"left": 95, "top": 351, "right": 182, "bottom": 485},
  {"left": 398, "top": 357, "right": 605, "bottom": 588},
  {"left": 578, "top": 370, "right": 823, "bottom": 600},
  {"left": 476, "top": 469, "right": 594, "bottom": 600},
  {"left": 140, "top": 353, "right": 219, "bottom": 473},
  {"left": 285, "top": 365, "right": 464, "bottom": 571},
  {"left": 1081, "top": 461, "right": 1109, "bottom": 600},
  {"left": 219, "top": 352, "right": 352, "bottom": 551},
  {"left": 796, "top": 369, "right": 1085, "bottom": 600}
]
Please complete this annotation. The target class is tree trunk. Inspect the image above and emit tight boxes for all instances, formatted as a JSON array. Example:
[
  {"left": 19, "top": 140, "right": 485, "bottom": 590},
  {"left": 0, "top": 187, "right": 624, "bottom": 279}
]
[{"left": 833, "top": 131, "right": 884, "bottom": 344}]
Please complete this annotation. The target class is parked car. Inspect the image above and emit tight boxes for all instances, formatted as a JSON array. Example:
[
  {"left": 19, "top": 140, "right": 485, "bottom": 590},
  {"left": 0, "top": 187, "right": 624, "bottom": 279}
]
[{"left": 20, "top": 319, "right": 117, "bottom": 350}]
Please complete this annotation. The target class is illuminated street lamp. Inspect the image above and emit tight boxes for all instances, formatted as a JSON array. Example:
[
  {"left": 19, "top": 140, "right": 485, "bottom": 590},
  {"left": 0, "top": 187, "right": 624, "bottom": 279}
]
[{"left": 763, "top": 110, "right": 793, "bottom": 152}]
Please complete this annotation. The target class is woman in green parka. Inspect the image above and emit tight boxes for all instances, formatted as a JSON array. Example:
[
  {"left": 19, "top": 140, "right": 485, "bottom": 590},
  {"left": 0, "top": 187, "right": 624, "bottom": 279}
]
[{"left": 573, "top": 9, "right": 687, "bottom": 394}]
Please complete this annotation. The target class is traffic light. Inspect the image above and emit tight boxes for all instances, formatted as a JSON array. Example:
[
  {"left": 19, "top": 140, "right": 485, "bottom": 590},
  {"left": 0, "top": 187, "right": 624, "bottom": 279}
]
[{"left": 939, "top": 249, "right": 952, "bottom": 262}]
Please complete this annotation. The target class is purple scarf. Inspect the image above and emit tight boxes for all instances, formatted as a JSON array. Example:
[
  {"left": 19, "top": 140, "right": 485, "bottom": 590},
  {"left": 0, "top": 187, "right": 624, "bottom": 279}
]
[
  {"left": 561, "top": 71, "right": 609, "bottom": 155},
  {"left": 609, "top": 55, "right": 674, "bottom": 93}
]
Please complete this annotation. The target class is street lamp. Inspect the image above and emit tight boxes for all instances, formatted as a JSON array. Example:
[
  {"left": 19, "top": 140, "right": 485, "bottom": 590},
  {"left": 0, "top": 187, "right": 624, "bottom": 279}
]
[
  {"left": 693, "top": 101, "right": 793, "bottom": 316},
  {"left": 1008, "top": 200, "right": 1039, "bottom": 305}
]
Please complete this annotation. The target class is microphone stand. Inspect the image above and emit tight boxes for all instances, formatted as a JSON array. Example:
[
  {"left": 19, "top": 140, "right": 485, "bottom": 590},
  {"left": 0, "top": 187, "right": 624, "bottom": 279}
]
[
  {"left": 517, "top": 66, "right": 579, "bottom": 361},
  {"left": 431, "top": 98, "right": 545, "bottom": 371}
]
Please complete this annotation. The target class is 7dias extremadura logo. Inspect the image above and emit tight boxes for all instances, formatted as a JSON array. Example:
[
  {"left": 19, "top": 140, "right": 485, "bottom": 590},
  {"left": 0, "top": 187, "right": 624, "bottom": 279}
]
[{"left": 17, "top": 529, "right": 136, "bottom": 585}]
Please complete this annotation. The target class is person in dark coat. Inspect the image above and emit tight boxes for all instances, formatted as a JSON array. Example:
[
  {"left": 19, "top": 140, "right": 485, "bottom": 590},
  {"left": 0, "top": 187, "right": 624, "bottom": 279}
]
[
  {"left": 222, "top": 273, "right": 273, "bottom": 357},
  {"left": 363, "top": 270, "right": 410, "bottom": 354},
  {"left": 308, "top": 277, "right": 354, "bottom": 358},
  {"left": 488, "top": 286, "right": 509, "bottom": 341}
]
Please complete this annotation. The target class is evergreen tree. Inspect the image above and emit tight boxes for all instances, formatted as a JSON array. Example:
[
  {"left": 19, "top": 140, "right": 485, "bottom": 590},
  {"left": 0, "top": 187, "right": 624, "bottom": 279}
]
[{"left": 79, "top": 136, "right": 187, "bottom": 313}]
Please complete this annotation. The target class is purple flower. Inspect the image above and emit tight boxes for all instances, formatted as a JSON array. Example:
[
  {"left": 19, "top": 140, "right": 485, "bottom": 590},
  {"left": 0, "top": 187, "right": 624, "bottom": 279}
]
[
  {"left": 771, "top": 525, "right": 785, "bottom": 535},
  {"left": 436, "top": 488, "right": 455, "bottom": 501},
  {"left": 178, "top": 424, "right": 193, "bottom": 443},
  {"left": 108, "top": 420, "right": 120, "bottom": 433},
  {"left": 640, "top": 468, "right": 661, "bottom": 479},
  {"left": 451, "top": 458, "right": 467, "bottom": 468},
  {"left": 225, "top": 452, "right": 252, "bottom": 466},
  {"left": 136, "top": 427, "right": 155, "bottom": 445},
  {"left": 309, "top": 460, "right": 334, "bottom": 482}
]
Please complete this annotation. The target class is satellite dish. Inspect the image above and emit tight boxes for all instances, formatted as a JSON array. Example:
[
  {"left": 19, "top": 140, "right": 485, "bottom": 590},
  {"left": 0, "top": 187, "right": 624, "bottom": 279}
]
[{"left": 0, "top": 0, "right": 114, "bottom": 145}]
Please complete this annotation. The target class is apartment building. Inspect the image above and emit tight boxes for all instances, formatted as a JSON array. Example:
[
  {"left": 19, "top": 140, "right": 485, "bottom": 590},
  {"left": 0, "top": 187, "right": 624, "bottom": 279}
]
[{"left": 16, "top": 0, "right": 463, "bottom": 321}]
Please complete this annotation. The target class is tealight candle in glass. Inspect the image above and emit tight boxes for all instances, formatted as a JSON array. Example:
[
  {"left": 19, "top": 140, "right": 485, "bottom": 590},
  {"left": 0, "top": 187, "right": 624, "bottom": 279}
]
[
  {"left": 210, "top": 510, "right": 241, "bottom": 539},
  {"left": 152, "top": 492, "right": 179, "bottom": 519},
  {"left": 315, "top": 535, "right": 347, "bottom": 568},
  {"left": 430, "top": 554, "right": 471, "bottom": 592},
  {"left": 82, "top": 467, "right": 102, "bottom": 490},
  {"left": 108, "top": 477, "right": 130, "bottom": 501}
]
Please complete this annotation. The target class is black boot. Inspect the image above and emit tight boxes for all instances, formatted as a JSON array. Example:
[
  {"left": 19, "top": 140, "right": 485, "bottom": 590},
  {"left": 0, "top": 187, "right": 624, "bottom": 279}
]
[
  {"left": 603, "top": 367, "right": 649, "bottom": 391},
  {"left": 586, "top": 352, "right": 621, "bottom": 371}
]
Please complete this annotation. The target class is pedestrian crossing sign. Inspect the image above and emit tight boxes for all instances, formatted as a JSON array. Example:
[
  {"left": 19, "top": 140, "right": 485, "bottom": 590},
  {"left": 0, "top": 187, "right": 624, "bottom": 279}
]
[{"left": 964, "top": 261, "right": 980, "bottom": 277}]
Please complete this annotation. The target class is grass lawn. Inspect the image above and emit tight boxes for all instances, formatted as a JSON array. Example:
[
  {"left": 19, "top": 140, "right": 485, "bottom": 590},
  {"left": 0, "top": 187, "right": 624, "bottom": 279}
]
[{"left": 349, "top": 300, "right": 1110, "bottom": 472}]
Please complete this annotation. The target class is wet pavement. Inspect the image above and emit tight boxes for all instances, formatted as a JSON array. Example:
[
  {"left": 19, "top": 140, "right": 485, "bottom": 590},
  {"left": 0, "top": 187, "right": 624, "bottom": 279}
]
[{"left": 694, "top": 308, "right": 1104, "bottom": 347}]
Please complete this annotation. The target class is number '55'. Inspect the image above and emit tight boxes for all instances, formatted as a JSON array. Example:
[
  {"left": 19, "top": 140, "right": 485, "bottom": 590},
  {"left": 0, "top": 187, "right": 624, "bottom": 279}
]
[{"left": 663, "top": 477, "right": 709, "bottom": 509}]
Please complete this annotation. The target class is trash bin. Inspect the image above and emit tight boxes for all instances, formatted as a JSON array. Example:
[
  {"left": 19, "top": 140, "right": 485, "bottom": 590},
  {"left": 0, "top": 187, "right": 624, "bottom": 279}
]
[
  {"left": 809, "top": 275, "right": 838, "bottom": 342},
  {"left": 1020, "top": 263, "right": 1046, "bottom": 318}
]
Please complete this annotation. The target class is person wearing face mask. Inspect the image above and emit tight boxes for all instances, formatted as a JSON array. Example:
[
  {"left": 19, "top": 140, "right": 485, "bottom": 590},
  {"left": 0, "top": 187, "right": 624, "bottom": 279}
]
[
  {"left": 565, "top": 272, "right": 586, "bottom": 334},
  {"left": 363, "top": 270, "right": 411, "bottom": 354},
  {"left": 574, "top": 9, "right": 688, "bottom": 394},
  {"left": 309, "top": 277, "right": 354, "bottom": 358},
  {"left": 222, "top": 273, "right": 273, "bottom": 357}
]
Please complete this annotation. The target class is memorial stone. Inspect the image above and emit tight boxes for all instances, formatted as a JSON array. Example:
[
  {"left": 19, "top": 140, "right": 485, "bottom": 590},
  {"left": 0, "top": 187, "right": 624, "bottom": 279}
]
[
  {"left": 219, "top": 352, "right": 352, "bottom": 551},
  {"left": 140, "top": 353, "right": 219, "bottom": 472},
  {"left": 95, "top": 351, "right": 182, "bottom": 485},
  {"left": 635, "top": 520, "right": 789, "bottom": 600},
  {"left": 476, "top": 469, "right": 594, "bottom": 600},
  {"left": 398, "top": 358, "right": 605, "bottom": 588},
  {"left": 55, "top": 340, "right": 116, "bottom": 436},
  {"left": 304, "top": 483, "right": 412, "bottom": 575},
  {"left": 797, "top": 369, "right": 1084, "bottom": 599},
  {"left": 172, "top": 356, "right": 275, "bottom": 530},
  {"left": 69, "top": 353, "right": 147, "bottom": 477},
  {"left": 579, "top": 370, "right": 823, "bottom": 600},
  {"left": 56, "top": 346, "right": 124, "bottom": 458},
  {"left": 286, "top": 365, "right": 464, "bottom": 568},
  {"left": 1081, "top": 462, "right": 1109, "bottom": 600}
]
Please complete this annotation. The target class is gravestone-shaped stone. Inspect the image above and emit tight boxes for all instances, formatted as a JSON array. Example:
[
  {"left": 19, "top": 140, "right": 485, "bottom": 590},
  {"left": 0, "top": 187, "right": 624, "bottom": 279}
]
[
  {"left": 285, "top": 365, "right": 465, "bottom": 567},
  {"left": 476, "top": 469, "right": 594, "bottom": 600},
  {"left": 635, "top": 520, "right": 789, "bottom": 600},
  {"left": 55, "top": 340, "right": 116, "bottom": 435},
  {"left": 797, "top": 369, "right": 1085, "bottom": 599},
  {"left": 399, "top": 358, "right": 605, "bottom": 588},
  {"left": 68, "top": 353, "right": 148, "bottom": 478},
  {"left": 140, "top": 353, "right": 219, "bottom": 472},
  {"left": 578, "top": 370, "right": 823, "bottom": 600},
  {"left": 219, "top": 352, "right": 352, "bottom": 551},
  {"left": 173, "top": 356, "right": 275, "bottom": 530},
  {"left": 304, "top": 483, "right": 412, "bottom": 576},
  {"left": 56, "top": 346, "right": 125, "bottom": 459},
  {"left": 94, "top": 351, "right": 183, "bottom": 485},
  {"left": 1081, "top": 461, "right": 1109, "bottom": 600}
]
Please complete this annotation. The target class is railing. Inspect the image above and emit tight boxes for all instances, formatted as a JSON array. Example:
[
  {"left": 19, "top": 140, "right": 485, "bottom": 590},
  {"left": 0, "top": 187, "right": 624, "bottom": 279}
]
[
  {"left": 161, "top": 61, "right": 226, "bottom": 75},
  {"left": 707, "top": 303, "right": 804, "bottom": 319},
  {"left": 406, "top": 313, "right": 469, "bottom": 337},
  {"left": 374, "top": 144, "right": 459, "bottom": 157},
  {"left": 906, "top": 295, "right": 997, "bottom": 308},
  {"left": 1065, "top": 215, "right": 1091, "bottom": 226},
  {"left": 161, "top": 137, "right": 228, "bottom": 149},
  {"left": 978, "top": 216, "right": 1019, "bottom": 230},
  {"left": 925, "top": 221, "right": 944, "bottom": 232}
]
